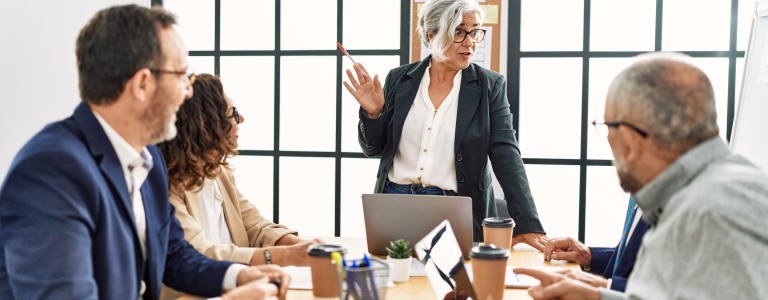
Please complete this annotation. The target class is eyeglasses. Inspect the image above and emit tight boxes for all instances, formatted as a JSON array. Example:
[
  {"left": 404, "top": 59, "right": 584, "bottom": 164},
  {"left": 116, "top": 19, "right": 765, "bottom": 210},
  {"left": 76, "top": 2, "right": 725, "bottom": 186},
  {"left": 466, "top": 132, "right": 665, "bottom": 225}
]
[
  {"left": 453, "top": 29, "right": 487, "bottom": 43},
  {"left": 229, "top": 106, "right": 241, "bottom": 123},
  {"left": 591, "top": 118, "right": 648, "bottom": 138},
  {"left": 149, "top": 67, "right": 196, "bottom": 85}
]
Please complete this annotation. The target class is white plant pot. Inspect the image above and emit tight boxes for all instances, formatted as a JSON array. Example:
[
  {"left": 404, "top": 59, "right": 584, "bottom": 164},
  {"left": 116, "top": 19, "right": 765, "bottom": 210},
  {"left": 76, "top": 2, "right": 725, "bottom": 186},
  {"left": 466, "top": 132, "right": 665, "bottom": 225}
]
[{"left": 387, "top": 256, "right": 412, "bottom": 283}]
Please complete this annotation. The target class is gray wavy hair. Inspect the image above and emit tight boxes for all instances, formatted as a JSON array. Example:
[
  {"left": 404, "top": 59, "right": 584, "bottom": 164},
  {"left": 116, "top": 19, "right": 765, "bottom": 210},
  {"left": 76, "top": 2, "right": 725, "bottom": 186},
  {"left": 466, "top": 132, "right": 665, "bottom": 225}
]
[
  {"left": 417, "top": 0, "right": 484, "bottom": 61},
  {"left": 608, "top": 52, "right": 719, "bottom": 151}
]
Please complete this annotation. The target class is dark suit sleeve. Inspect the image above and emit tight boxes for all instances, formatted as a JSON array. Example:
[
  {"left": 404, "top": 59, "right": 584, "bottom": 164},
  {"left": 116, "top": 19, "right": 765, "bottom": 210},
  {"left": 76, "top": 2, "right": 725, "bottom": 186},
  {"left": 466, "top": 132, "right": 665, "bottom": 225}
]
[
  {"left": 358, "top": 71, "right": 393, "bottom": 157},
  {"left": 486, "top": 75, "right": 545, "bottom": 235},
  {"left": 589, "top": 246, "right": 616, "bottom": 276},
  {"left": 161, "top": 207, "right": 232, "bottom": 296},
  {"left": 152, "top": 148, "right": 232, "bottom": 297},
  {"left": 608, "top": 276, "right": 628, "bottom": 292},
  {"left": 0, "top": 152, "right": 100, "bottom": 299}
]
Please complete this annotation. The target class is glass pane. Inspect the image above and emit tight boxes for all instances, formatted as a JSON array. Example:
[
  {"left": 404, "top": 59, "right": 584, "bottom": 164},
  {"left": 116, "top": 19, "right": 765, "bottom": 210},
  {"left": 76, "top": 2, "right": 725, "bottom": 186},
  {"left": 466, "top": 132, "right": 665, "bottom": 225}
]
[
  {"left": 221, "top": 0, "right": 275, "bottom": 50},
  {"left": 228, "top": 156, "right": 275, "bottom": 220},
  {"left": 519, "top": 58, "right": 582, "bottom": 159},
  {"left": 280, "top": 56, "right": 337, "bottom": 151},
  {"left": 342, "top": 0, "right": 399, "bottom": 50},
  {"left": 690, "top": 58, "right": 729, "bottom": 141},
  {"left": 279, "top": 157, "right": 335, "bottom": 236},
  {"left": 520, "top": 0, "right": 583, "bottom": 51},
  {"left": 738, "top": 0, "right": 757, "bottom": 51},
  {"left": 341, "top": 55, "right": 402, "bottom": 153},
  {"left": 165, "top": 0, "right": 214, "bottom": 51},
  {"left": 585, "top": 166, "right": 630, "bottom": 246},
  {"left": 525, "top": 165, "right": 579, "bottom": 239},
  {"left": 220, "top": 56, "right": 275, "bottom": 151},
  {"left": 281, "top": 0, "right": 336, "bottom": 50},
  {"left": 588, "top": 58, "right": 636, "bottom": 160},
  {"left": 662, "top": 0, "right": 730, "bottom": 51},
  {"left": 340, "top": 158, "right": 380, "bottom": 238},
  {"left": 187, "top": 56, "right": 215, "bottom": 75},
  {"left": 590, "top": 0, "right": 655, "bottom": 51}
]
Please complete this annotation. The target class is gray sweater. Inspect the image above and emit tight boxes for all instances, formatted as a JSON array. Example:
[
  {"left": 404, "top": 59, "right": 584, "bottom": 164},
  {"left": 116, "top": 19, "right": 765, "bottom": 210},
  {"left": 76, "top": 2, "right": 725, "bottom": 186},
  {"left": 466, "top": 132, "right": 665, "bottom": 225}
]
[{"left": 600, "top": 137, "right": 768, "bottom": 300}]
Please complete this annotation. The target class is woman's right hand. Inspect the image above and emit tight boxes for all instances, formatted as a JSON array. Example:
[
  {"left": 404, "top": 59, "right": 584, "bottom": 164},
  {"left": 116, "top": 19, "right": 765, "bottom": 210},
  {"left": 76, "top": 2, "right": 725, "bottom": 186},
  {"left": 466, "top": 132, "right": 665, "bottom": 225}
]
[{"left": 343, "top": 63, "right": 384, "bottom": 118}]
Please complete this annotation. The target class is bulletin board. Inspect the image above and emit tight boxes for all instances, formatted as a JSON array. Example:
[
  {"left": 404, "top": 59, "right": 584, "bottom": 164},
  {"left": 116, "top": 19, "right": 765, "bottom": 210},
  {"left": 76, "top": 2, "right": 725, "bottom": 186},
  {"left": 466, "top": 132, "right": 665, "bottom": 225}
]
[{"left": 411, "top": 0, "right": 502, "bottom": 72}]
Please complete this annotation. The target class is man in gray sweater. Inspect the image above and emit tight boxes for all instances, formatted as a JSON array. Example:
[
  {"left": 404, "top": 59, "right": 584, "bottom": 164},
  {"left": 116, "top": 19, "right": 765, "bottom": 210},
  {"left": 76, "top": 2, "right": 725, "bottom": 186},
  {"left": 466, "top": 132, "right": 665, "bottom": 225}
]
[{"left": 515, "top": 52, "right": 768, "bottom": 299}]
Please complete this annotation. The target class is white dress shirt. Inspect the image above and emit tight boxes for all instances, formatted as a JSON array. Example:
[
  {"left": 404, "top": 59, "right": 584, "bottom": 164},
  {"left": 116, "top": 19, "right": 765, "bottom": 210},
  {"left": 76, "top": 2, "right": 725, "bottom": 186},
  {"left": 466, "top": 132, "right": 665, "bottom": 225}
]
[
  {"left": 92, "top": 112, "right": 244, "bottom": 296},
  {"left": 389, "top": 63, "right": 462, "bottom": 192},
  {"left": 198, "top": 178, "right": 234, "bottom": 245}
]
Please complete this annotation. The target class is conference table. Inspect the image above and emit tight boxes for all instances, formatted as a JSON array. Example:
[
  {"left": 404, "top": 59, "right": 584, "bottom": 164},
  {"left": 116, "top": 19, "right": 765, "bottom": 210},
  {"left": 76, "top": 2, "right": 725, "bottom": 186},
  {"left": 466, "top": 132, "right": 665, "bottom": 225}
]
[{"left": 286, "top": 236, "right": 579, "bottom": 300}]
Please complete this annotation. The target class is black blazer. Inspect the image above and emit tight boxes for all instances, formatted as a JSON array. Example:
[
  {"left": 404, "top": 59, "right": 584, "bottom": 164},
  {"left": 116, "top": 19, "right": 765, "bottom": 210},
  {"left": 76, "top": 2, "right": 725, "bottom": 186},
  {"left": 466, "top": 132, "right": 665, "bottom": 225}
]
[{"left": 358, "top": 56, "right": 545, "bottom": 240}]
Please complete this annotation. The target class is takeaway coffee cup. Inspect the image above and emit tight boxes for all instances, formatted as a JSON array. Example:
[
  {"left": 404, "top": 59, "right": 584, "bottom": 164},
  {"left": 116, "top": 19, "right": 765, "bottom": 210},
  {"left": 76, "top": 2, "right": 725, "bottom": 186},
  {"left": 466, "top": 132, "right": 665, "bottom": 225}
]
[
  {"left": 470, "top": 244, "right": 509, "bottom": 300},
  {"left": 307, "top": 244, "right": 347, "bottom": 298},
  {"left": 482, "top": 217, "right": 515, "bottom": 249}
]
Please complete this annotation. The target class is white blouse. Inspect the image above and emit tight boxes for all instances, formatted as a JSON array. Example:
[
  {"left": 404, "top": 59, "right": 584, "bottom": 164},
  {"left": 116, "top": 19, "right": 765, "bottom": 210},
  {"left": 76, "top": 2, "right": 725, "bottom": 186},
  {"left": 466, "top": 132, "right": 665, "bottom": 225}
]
[
  {"left": 197, "top": 178, "right": 234, "bottom": 245},
  {"left": 388, "top": 63, "right": 461, "bottom": 192}
]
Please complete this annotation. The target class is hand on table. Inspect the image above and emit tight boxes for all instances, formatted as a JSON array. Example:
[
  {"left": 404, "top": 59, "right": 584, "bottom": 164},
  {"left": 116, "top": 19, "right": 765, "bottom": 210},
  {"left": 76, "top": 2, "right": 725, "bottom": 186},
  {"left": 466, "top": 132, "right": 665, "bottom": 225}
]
[
  {"left": 555, "top": 268, "right": 609, "bottom": 288},
  {"left": 273, "top": 239, "right": 322, "bottom": 267},
  {"left": 235, "top": 265, "right": 291, "bottom": 298},
  {"left": 543, "top": 237, "right": 592, "bottom": 268},
  {"left": 511, "top": 232, "right": 549, "bottom": 251},
  {"left": 222, "top": 277, "right": 279, "bottom": 300},
  {"left": 343, "top": 63, "right": 384, "bottom": 118},
  {"left": 513, "top": 268, "right": 600, "bottom": 300}
]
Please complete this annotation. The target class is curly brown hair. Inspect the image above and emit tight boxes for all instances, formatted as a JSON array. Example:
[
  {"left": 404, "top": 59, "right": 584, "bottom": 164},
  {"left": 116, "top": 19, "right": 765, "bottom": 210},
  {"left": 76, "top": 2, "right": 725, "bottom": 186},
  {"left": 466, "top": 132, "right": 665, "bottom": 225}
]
[{"left": 158, "top": 73, "right": 237, "bottom": 196}]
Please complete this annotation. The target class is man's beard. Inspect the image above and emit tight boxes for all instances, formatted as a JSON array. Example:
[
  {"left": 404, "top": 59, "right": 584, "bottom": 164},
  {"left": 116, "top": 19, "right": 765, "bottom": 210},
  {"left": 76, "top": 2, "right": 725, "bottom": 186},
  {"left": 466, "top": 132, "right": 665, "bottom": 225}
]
[
  {"left": 614, "top": 156, "right": 643, "bottom": 194},
  {"left": 144, "top": 91, "right": 178, "bottom": 145}
]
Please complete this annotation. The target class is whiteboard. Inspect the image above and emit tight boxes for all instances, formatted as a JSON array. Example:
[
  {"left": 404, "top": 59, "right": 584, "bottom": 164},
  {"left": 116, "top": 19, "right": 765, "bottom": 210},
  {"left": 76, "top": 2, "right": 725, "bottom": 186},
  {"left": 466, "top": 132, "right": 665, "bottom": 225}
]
[{"left": 731, "top": 1, "right": 768, "bottom": 172}]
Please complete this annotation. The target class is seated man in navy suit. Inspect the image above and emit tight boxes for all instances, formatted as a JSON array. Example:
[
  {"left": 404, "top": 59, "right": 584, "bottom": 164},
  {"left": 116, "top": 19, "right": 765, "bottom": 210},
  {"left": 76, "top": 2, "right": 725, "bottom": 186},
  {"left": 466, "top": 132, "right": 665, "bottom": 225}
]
[
  {"left": 0, "top": 5, "right": 288, "bottom": 299},
  {"left": 540, "top": 197, "right": 649, "bottom": 292}
]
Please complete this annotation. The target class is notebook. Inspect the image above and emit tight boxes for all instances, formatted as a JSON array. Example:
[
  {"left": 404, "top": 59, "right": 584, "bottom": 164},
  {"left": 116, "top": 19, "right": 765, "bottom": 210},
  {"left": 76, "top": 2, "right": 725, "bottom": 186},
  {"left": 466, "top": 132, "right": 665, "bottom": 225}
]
[{"left": 361, "top": 194, "right": 474, "bottom": 258}]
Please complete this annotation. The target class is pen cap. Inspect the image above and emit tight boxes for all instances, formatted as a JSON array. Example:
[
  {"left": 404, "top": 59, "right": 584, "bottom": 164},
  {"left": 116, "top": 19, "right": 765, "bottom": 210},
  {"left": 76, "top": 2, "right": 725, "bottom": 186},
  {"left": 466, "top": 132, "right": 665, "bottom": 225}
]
[
  {"left": 482, "top": 217, "right": 515, "bottom": 228},
  {"left": 307, "top": 244, "right": 348, "bottom": 257},
  {"left": 469, "top": 244, "right": 509, "bottom": 260}
]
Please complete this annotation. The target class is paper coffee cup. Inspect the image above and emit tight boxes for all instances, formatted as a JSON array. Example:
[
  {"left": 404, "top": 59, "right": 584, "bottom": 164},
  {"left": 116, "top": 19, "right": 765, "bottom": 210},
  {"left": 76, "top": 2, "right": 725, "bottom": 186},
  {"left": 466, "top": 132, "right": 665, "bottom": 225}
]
[
  {"left": 307, "top": 244, "right": 347, "bottom": 298},
  {"left": 470, "top": 244, "right": 509, "bottom": 300},
  {"left": 482, "top": 217, "right": 515, "bottom": 249}
]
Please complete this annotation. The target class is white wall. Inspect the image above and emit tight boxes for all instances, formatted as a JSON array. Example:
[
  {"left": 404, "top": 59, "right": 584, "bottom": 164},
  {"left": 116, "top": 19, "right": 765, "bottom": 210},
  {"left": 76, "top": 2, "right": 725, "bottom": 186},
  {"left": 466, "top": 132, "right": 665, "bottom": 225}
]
[{"left": 0, "top": 0, "right": 149, "bottom": 179}]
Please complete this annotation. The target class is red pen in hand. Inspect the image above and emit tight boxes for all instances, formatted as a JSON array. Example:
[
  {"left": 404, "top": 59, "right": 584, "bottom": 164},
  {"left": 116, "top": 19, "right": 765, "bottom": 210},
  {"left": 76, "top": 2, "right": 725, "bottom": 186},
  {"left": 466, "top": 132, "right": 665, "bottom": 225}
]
[{"left": 336, "top": 41, "right": 357, "bottom": 64}]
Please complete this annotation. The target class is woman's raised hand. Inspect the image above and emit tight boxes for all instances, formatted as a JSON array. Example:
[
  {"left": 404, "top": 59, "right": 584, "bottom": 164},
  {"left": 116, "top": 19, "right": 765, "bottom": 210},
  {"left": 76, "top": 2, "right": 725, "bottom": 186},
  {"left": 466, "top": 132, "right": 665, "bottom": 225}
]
[{"left": 343, "top": 63, "right": 384, "bottom": 118}]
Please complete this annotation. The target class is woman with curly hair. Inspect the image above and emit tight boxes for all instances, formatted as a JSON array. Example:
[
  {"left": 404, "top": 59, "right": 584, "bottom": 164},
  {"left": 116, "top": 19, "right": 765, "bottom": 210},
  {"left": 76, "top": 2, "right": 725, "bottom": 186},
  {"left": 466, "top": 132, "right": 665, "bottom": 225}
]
[{"left": 158, "top": 74, "right": 318, "bottom": 273}]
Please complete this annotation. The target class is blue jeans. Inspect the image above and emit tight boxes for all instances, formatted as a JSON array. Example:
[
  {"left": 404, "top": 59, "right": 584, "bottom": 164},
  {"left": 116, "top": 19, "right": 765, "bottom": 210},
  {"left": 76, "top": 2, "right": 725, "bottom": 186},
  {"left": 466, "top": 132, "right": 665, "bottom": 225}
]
[{"left": 383, "top": 181, "right": 458, "bottom": 196}]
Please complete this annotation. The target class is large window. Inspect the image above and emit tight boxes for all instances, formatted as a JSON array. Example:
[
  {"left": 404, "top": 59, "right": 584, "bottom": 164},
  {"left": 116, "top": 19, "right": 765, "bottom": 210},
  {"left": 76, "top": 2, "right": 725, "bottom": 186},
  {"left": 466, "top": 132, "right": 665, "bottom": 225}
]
[
  {"left": 510, "top": 0, "right": 752, "bottom": 245},
  {"left": 162, "top": 0, "right": 753, "bottom": 245},
  {"left": 163, "top": 0, "right": 408, "bottom": 237}
]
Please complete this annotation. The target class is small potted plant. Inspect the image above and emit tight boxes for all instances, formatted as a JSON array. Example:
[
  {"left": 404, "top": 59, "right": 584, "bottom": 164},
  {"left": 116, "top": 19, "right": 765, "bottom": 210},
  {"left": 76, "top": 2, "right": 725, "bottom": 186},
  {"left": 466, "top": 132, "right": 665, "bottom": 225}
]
[{"left": 386, "top": 239, "right": 412, "bottom": 282}]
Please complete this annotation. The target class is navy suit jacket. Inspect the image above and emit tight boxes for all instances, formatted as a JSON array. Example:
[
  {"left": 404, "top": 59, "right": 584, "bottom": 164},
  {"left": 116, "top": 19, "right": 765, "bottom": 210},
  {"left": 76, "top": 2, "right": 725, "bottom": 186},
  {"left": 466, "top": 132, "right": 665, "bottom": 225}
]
[
  {"left": 0, "top": 103, "right": 232, "bottom": 299},
  {"left": 589, "top": 218, "right": 650, "bottom": 292},
  {"left": 358, "top": 56, "right": 545, "bottom": 240}
]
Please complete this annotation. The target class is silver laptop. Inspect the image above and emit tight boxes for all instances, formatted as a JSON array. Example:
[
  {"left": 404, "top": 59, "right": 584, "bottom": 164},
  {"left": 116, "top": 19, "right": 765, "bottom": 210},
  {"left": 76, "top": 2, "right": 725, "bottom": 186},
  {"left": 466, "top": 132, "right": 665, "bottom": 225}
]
[{"left": 361, "top": 194, "right": 473, "bottom": 258}]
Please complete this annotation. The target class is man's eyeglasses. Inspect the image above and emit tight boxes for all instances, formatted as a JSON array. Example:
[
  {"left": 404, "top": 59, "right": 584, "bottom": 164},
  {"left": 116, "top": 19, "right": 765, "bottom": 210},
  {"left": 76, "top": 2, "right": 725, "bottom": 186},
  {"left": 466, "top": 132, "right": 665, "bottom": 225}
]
[
  {"left": 453, "top": 29, "right": 487, "bottom": 43},
  {"left": 229, "top": 106, "right": 241, "bottom": 123},
  {"left": 591, "top": 118, "right": 648, "bottom": 138},
  {"left": 149, "top": 67, "right": 196, "bottom": 85}
]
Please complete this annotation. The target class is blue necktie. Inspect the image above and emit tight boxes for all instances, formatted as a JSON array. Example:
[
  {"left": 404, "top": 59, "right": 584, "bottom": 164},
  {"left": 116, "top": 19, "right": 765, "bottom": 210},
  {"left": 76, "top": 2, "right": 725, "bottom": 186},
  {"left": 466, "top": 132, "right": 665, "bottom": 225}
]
[{"left": 613, "top": 197, "right": 637, "bottom": 273}]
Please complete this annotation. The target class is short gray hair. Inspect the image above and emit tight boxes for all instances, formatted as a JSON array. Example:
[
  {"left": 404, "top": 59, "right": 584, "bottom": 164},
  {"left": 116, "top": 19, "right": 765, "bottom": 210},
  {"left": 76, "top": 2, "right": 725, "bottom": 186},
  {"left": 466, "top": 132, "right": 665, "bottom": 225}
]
[
  {"left": 417, "top": 0, "right": 484, "bottom": 61},
  {"left": 608, "top": 52, "right": 719, "bottom": 151}
]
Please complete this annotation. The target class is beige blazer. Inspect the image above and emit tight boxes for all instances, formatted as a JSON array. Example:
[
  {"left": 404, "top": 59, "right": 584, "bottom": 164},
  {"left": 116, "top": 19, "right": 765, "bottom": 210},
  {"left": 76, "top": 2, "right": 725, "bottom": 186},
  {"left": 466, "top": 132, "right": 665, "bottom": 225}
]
[
  {"left": 161, "top": 166, "right": 297, "bottom": 299},
  {"left": 172, "top": 165, "right": 298, "bottom": 264}
]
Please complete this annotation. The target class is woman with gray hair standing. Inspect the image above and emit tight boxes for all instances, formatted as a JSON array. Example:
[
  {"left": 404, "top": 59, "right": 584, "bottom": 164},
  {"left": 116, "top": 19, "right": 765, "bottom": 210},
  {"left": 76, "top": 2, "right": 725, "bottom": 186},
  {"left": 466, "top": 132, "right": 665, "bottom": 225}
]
[{"left": 344, "top": 0, "right": 547, "bottom": 249}]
